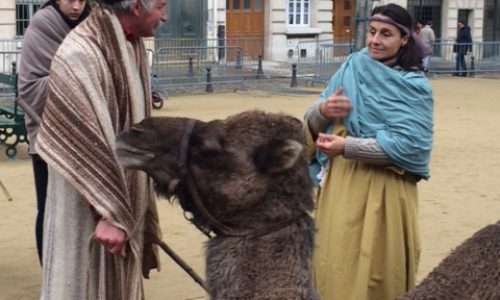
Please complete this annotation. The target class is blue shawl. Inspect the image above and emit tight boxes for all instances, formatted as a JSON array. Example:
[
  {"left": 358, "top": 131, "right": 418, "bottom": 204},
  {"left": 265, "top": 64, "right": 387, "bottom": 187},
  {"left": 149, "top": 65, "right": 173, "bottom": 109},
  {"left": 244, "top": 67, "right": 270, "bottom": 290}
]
[{"left": 312, "top": 48, "right": 433, "bottom": 180}]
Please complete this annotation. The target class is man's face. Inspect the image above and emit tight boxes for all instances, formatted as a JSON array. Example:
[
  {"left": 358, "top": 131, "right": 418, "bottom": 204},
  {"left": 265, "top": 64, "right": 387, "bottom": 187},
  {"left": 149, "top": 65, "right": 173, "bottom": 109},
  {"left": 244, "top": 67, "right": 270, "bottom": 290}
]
[
  {"left": 458, "top": 22, "right": 464, "bottom": 29},
  {"left": 56, "top": 0, "right": 86, "bottom": 21},
  {"left": 134, "top": 0, "right": 167, "bottom": 37}
]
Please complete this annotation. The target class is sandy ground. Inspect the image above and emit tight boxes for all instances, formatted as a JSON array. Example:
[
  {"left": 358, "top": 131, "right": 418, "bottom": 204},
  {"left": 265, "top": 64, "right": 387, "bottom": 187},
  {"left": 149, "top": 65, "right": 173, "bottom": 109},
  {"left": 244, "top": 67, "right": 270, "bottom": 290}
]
[{"left": 1, "top": 77, "right": 499, "bottom": 300}]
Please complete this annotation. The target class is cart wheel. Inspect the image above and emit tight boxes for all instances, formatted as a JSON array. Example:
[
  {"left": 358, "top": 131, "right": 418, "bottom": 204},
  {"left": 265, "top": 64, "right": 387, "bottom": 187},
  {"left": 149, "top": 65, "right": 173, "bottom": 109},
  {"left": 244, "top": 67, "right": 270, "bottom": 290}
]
[
  {"left": 152, "top": 91, "right": 164, "bottom": 109},
  {"left": 6, "top": 146, "right": 17, "bottom": 159}
]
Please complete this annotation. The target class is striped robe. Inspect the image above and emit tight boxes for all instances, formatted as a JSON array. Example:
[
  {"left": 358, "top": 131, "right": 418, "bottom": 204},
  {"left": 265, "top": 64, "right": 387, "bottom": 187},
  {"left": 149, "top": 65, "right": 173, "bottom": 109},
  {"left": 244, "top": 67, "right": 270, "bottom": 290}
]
[{"left": 36, "top": 7, "right": 161, "bottom": 300}]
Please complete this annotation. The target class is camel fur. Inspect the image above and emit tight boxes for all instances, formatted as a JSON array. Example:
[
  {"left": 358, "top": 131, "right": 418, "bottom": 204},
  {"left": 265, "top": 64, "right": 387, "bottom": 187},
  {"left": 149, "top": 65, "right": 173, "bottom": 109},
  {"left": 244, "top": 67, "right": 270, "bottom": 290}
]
[
  {"left": 116, "top": 110, "right": 319, "bottom": 300},
  {"left": 400, "top": 220, "right": 500, "bottom": 300}
]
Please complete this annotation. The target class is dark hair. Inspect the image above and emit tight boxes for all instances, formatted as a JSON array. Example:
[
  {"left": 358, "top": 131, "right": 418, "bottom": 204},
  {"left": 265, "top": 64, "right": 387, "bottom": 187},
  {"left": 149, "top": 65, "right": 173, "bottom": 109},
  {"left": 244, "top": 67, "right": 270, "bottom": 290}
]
[
  {"left": 371, "top": 3, "right": 423, "bottom": 70},
  {"left": 41, "top": 0, "right": 91, "bottom": 28}
]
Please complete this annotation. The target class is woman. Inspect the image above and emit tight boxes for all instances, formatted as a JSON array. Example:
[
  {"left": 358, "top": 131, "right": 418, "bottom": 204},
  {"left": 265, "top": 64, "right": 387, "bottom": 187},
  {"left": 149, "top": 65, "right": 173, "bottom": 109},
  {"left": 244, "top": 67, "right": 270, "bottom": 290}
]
[
  {"left": 304, "top": 4, "right": 433, "bottom": 300},
  {"left": 18, "top": 0, "right": 90, "bottom": 264}
]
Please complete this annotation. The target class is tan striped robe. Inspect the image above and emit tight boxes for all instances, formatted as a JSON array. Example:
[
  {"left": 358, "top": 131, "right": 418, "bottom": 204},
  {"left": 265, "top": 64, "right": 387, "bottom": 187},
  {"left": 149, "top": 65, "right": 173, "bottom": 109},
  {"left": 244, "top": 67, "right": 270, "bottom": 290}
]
[{"left": 36, "top": 7, "right": 161, "bottom": 300}]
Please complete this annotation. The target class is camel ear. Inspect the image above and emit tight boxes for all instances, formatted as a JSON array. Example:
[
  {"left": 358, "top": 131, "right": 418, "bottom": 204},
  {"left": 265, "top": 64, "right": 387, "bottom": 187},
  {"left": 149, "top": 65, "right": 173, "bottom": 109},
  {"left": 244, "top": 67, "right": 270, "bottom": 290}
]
[{"left": 252, "top": 139, "right": 303, "bottom": 173}]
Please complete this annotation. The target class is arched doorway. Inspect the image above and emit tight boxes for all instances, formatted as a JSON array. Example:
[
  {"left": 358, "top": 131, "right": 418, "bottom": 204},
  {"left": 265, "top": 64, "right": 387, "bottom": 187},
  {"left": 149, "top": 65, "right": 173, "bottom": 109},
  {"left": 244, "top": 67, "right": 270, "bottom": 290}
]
[{"left": 226, "top": 0, "right": 265, "bottom": 60}]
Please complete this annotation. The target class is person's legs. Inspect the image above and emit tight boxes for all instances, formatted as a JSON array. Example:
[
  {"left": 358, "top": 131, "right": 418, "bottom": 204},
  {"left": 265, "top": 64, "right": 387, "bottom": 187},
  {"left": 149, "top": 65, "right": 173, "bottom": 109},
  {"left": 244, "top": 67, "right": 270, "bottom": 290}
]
[
  {"left": 31, "top": 154, "right": 48, "bottom": 265},
  {"left": 455, "top": 53, "right": 460, "bottom": 76},
  {"left": 422, "top": 56, "right": 430, "bottom": 72},
  {"left": 460, "top": 54, "right": 467, "bottom": 76}
]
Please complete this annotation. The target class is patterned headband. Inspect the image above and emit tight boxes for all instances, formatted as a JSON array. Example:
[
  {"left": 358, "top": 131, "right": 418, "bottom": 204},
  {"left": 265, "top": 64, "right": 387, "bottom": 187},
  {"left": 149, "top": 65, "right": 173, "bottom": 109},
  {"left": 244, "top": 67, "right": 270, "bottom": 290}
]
[
  {"left": 368, "top": 14, "right": 432, "bottom": 59},
  {"left": 368, "top": 14, "right": 411, "bottom": 35}
]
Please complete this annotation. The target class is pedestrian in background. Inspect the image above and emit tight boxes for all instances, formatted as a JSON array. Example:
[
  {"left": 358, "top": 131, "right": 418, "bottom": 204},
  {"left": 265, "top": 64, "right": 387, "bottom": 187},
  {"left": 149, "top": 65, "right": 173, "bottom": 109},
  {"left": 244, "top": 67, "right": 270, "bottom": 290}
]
[
  {"left": 18, "top": 0, "right": 90, "bottom": 265},
  {"left": 454, "top": 20, "right": 473, "bottom": 76},
  {"left": 420, "top": 21, "right": 435, "bottom": 72},
  {"left": 415, "top": 20, "right": 423, "bottom": 36}
]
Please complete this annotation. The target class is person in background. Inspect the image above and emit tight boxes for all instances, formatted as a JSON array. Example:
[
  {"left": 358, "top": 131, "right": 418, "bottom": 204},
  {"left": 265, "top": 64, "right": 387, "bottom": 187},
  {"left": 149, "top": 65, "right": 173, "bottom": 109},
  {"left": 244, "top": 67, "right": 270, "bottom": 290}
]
[
  {"left": 35, "top": 0, "right": 166, "bottom": 298},
  {"left": 304, "top": 3, "right": 433, "bottom": 300},
  {"left": 419, "top": 21, "right": 436, "bottom": 72},
  {"left": 18, "top": 0, "right": 90, "bottom": 265},
  {"left": 454, "top": 20, "right": 473, "bottom": 77},
  {"left": 415, "top": 20, "right": 423, "bottom": 36}
]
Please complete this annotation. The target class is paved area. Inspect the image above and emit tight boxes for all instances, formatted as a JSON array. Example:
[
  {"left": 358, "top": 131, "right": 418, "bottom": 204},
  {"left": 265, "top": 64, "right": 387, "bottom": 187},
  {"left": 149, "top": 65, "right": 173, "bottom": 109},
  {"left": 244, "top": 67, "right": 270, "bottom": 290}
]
[{"left": 1, "top": 73, "right": 500, "bottom": 300}]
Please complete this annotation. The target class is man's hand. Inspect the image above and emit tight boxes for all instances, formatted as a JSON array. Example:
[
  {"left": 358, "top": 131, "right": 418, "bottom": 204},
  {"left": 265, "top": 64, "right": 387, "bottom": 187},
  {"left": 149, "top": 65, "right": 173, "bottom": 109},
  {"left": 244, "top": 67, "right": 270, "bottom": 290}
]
[
  {"left": 316, "top": 133, "right": 345, "bottom": 157},
  {"left": 319, "top": 87, "right": 352, "bottom": 118},
  {"left": 95, "top": 218, "right": 127, "bottom": 257}
]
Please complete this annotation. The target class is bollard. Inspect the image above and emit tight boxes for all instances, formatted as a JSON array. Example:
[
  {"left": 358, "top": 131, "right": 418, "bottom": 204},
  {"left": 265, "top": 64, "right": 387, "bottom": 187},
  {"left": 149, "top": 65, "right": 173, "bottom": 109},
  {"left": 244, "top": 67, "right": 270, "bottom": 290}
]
[
  {"left": 469, "top": 55, "right": 475, "bottom": 77},
  {"left": 290, "top": 63, "right": 298, "bottom": 87},
  {"left": 236, "top": 50, "right": 242, "bottom": 69},
  {"left": 188, "top": 57, "right": 194, "bottom": 77},
  {"left": 256, "top": 55, "right": 264, "bottom": 79},
  {"left": 12, "top": 62, "right": 18, "bottom": 98},
  {"left": 205, "top": 66, "right": 213, "bottom": 93}
]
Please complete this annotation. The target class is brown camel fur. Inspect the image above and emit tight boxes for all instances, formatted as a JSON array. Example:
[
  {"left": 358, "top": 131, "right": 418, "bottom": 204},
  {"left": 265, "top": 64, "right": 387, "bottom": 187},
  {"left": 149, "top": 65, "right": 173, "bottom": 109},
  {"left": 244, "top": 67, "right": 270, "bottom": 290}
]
[{"left": 116, "top": 110, "right": 319, "bottom": 300}]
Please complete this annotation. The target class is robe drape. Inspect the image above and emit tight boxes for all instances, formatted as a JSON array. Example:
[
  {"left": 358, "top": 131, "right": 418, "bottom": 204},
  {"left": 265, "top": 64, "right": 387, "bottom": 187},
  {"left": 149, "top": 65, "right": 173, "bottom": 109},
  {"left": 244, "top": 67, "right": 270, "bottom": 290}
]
[{"left": 36, "top": 8, "right": 161, "bottom": 300}]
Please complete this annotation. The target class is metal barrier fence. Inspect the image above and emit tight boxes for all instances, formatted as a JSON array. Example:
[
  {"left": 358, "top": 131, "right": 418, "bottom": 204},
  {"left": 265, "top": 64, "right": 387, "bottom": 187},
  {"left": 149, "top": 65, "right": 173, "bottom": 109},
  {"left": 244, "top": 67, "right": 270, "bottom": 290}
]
[
  {"left": 144, "top": 37, "right": 264, "bottom": 61},
  {"left": 0, "top": 39, "right": 22, "bottom": 74},
  {"left": 428, "top": 41, "right": 500, "bottom": 75},
  {"left": 295, "top": 39, "right": 500, "bottom": 85},
  {"left": 295, "top": 40, "right": 354, "bottom": 85},
  {"left": 0, "top": 40, "right": 21, "bottom": 94},
  {"left": 151, "top": 45, "right": 257, "bottom": 93}
]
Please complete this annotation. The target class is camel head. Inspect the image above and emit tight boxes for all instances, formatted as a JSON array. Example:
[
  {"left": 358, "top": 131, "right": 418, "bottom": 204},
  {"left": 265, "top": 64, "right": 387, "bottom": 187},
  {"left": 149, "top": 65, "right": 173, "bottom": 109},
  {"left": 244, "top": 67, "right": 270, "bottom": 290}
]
[{"left": 115, "top": 111, "right": 314, "bottom": 235}]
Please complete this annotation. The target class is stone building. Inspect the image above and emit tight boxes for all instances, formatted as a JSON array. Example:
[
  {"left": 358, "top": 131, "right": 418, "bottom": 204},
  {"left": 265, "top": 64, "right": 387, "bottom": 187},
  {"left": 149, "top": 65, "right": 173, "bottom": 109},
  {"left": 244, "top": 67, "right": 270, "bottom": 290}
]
[{"left": 0, "top": 0, "right": 499, "bottom": 62}]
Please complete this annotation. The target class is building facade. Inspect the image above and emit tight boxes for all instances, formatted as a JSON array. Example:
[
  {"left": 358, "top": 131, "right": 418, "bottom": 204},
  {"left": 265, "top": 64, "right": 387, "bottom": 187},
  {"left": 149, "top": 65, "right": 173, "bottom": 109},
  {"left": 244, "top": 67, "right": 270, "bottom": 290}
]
[{"left": 0, "top": 0, "right": 499, "bottom": 62}]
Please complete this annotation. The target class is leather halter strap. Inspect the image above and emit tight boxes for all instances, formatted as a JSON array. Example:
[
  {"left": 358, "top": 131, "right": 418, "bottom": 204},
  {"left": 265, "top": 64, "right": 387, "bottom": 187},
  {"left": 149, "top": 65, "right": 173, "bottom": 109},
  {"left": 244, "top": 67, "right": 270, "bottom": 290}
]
[{"left": 179, "top": 119, "right": 305, "bottom": 238}]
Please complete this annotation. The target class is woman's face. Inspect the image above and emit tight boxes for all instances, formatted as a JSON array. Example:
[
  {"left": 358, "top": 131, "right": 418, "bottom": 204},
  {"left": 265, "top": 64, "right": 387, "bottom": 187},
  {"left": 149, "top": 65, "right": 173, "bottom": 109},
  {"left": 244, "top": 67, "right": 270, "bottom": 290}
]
[
  {"left": 56, "top": 0, "right": 86, "bottom": 21},
  {"left": 367, "top": 18, "right": 409, "bottom": 61}
]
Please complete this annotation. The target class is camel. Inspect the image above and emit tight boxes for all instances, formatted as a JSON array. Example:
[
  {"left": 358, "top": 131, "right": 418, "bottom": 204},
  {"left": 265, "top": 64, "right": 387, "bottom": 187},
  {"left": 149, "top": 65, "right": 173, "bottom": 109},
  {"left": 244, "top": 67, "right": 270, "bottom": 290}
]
[
  {"left": 400, "top": 220, "right": 500, "bottom": 300},
  {"left": 116, "top": 110, "right": 500, "bottom": 299},
  {"left": 116, "top": 110, "right": 319, "bottom": 300}
]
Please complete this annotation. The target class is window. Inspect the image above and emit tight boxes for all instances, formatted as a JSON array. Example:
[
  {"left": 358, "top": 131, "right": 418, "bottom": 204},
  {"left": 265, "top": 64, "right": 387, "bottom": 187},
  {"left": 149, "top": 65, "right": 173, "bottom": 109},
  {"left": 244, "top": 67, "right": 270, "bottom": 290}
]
[
  {"left": 288, "top": 0, "right": 310, "bottom": 26},
  {"left": 232, "top": 0, "right": 240, "bottom": 10},
  {"left": 343, "top": 16, "right": 351, "bottom": 27},
  {"left": 254, "top": 0, "right": 261, "bottom": 10},
  {"left": 243, "top": 0, "right": 250, "bottom": 9},
  {"left": 16, "top": 0, "right": 44, "bottom": 36},
  {"left": 344, "top": 1, "right": 351, "bottom": 10}
]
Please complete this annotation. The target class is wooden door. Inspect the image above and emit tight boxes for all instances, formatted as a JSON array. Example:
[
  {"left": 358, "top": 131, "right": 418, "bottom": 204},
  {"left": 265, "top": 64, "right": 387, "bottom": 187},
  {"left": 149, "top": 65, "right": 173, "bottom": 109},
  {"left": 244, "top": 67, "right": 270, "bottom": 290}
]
[
  {"left": 333, "top": 0, "right": 355, "bottom": 42},
  {"left": 226, "top": 0, "right": 265, "bottom": 60}
]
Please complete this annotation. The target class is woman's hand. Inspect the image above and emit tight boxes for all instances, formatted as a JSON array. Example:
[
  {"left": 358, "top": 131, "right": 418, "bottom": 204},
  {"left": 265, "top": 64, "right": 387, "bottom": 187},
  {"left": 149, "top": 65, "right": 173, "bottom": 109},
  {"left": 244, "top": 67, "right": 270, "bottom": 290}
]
[
  {"left": 95, "top": 218, "right": 127, "bottom": 257},
  {"left": 319, "top": 87, "right": 352, "bottom": 118},
  {"left": 316, "top": 133, "right": 346, "bottom": 157}
]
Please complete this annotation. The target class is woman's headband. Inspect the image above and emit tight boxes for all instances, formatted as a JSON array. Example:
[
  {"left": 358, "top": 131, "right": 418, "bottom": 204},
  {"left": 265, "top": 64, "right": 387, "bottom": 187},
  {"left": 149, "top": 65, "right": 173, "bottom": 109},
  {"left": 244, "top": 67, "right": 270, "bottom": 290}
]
[{"left": 368, "top": 14, "right": 411, "bottom": 35}]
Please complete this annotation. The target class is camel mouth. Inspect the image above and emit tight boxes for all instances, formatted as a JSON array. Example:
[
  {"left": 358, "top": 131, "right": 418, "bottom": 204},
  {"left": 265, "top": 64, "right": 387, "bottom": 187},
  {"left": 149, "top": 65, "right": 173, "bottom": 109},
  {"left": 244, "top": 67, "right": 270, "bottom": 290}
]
[{"left": 115, "top": 139, "right": 155, "bottom": 169}]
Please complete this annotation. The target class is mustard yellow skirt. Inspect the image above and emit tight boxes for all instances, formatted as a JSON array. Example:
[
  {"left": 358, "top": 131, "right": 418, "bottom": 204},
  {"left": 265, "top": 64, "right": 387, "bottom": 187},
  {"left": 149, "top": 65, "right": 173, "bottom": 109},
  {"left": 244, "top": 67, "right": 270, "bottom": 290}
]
[{"left": 312, "top": 151, "right": 420, "bottom": 300}]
